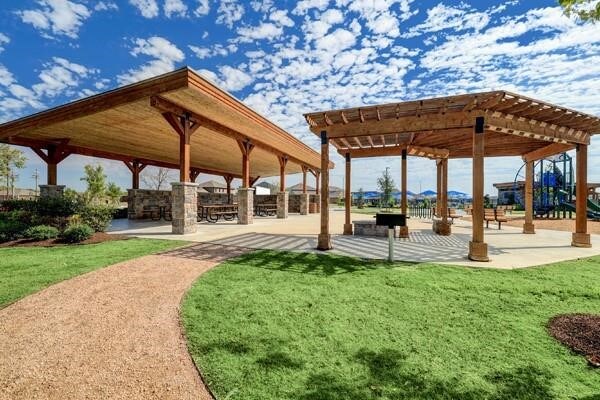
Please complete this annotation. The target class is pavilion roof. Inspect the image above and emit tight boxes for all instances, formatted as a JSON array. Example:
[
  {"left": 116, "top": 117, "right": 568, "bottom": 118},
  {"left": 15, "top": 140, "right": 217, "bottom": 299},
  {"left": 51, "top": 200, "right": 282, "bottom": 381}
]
[
  {"left": 304, "top": 91, "right": 600, "bottom": 161},
  {"left": 0, "top": 67, "right": 327, "bottom": 178}
]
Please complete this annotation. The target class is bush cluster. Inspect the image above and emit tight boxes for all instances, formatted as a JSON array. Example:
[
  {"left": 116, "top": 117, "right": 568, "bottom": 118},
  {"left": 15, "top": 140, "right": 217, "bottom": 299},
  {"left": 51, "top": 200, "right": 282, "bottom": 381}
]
[
  {"left": 0, "top": 196, "right": 114, "bottom": 243},
  {"left": 62, "top": 224, "right": 94, "bottom": 243}
]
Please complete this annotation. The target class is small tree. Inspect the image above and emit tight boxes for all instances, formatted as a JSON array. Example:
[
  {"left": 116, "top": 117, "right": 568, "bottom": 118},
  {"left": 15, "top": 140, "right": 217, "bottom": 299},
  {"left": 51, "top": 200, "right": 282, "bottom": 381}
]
[
  {"left": 0, "top": 144, "right": 26, "bottom": 198},
  {"left": 377, "top": 167, "right": 395, "bottom": 209},
  {"left": 142, "top": 167, "right": 175, "bottom": 190},
  {"left": 356, "top": 188, "right": 365, "bottom": 209},
  {"left": 106, "top": 182, "right": 124, "bottom": 204},
  {"left": 80, "top": 165, "right": 107, "bottom": 204}
]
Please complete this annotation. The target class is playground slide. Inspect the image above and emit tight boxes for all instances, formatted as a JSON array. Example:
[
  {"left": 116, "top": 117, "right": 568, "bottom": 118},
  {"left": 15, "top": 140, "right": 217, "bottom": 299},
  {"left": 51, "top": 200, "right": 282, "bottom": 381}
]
[
  {"left": 560, "top": 202, "right": 600, "bottom": 219},
  {"left": 587, "top": 199, "right": 600, "bottom": 213}
]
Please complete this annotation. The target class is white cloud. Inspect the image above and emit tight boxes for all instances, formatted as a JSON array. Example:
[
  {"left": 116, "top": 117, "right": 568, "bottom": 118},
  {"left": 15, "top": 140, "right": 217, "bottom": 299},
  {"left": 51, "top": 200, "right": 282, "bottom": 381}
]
[
  {"left": 237, "top": 23, "right": 284, "bottom": 42},
  {"left": 118, "top": 36, "right": 185, "bottom": 85},
  {"left": 293, "top": 0, "right": 329, "bottom": 15},
  {"left": 129, "top": 0, "right": 159, "bottom": 18},
  {"left": 164, "top": 0, "right": 187, "bottom": 18},
  {"left": 218, "top": 66, "right": 254, "bottom": 91},
  {"left": 189, "top": 44, "right": 232, "bottom": 59},
  {"left": 17, "top": 0, "right": 91, "bottom": 39},
  {"left": 194, "top": 0, "right": 210, "bottom": 16},
  {"left": 270, "top": 10, "right": 294, "bottom": 27},
  {"left": 403, "top": 3, "right": 492, "bottom": 39},
  {"left": 94, "top": 1, "right": 118, "bottom": 11},
  {"left": 216, "top": 0, "right": 244, "bottom": 28},
  {"left": 315, "top": 28, "right": 356, "bottom": 53},
  {"left": 0, "top": 34, "right": 9, "bottom": 53},
  {"left": 33, "top": 57, "right": 97, "bottom": 98}
]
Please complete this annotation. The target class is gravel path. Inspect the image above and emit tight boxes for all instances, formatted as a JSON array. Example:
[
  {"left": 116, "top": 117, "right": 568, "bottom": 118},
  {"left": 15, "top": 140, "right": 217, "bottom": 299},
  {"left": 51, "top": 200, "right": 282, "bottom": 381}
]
[{"left": 0, "top": 243, "right": 249, "bottom": 400}]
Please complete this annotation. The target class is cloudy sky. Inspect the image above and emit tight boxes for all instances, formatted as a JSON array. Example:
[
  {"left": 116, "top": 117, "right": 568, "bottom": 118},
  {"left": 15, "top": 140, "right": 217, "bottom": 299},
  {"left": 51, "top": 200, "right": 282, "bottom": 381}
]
[{"left": 1, "top": 0, "right": 599, "bottom": 194}]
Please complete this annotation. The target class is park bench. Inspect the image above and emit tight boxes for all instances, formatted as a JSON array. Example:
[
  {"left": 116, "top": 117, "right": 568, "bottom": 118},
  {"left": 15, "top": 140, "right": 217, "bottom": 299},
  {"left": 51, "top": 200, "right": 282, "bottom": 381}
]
[
  {"left": 494, "top": 208, "right": 508, "bottom": 229},
  {"left": 484, "top": 208, "right": 496, "bottom": 228},
  {"left": 448, "top": 208, "right": 461, "bottom": 223},
  {"left": 206, "top": 210, "right": 238, "bottom": 223}
]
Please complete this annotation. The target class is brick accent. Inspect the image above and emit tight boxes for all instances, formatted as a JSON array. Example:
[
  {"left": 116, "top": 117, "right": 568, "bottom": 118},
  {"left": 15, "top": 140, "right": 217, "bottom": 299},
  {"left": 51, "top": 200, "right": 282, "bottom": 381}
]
[
  {"left": 299, "top": 193, "right": 310, "bottom": 215},
  {"left": 39, "top": 185, "right": 65, "bottom": 198},
  {"left": 277, "top": 191, "right": 288, "bottom": 219},
  {"left": 432, "top": 219, "right": 451, "bottom": 236},
  {"left": 238, "top": 188, "right": 254, "bottom": 225},
  {"left": 171, "top": 182, "right": 198, "bottom": 234}
]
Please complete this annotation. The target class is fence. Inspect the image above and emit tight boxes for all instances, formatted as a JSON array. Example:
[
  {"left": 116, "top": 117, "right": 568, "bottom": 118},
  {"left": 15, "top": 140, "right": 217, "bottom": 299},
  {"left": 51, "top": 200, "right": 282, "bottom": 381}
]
[{"left": 408, "top": 206, "right": 433, "bottom": 219}]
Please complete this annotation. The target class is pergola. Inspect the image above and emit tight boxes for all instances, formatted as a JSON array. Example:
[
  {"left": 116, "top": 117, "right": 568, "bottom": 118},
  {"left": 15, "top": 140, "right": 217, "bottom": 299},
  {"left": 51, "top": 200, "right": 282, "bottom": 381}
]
[
  {"left": 0, "top": 67, "right": 327, "bottom": 233},
  {"left": 304, "top": 91, "right": 600, "bottom": 261}
]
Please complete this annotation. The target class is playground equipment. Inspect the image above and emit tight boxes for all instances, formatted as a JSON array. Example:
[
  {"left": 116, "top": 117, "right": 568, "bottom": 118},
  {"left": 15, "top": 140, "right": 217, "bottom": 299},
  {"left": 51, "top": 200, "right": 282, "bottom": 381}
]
[{"left": 514, "top": 152, "right": 600, "bottom": 219}]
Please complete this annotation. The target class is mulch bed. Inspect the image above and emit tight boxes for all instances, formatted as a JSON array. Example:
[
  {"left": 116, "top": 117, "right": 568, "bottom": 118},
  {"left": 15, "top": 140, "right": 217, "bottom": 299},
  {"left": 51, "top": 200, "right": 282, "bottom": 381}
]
[
  {"left": 0, "top": 232, "right": 129, "bottom": 248},
  {"left": 548, "top": 314, "right": 600, "bottom": 367}
]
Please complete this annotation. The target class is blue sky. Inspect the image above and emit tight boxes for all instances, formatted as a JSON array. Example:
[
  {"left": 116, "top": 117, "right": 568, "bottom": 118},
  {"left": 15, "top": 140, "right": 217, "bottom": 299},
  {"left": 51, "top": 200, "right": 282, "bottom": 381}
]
[{"left": 1, "top": 0, "right": 599, "bottom": 194}]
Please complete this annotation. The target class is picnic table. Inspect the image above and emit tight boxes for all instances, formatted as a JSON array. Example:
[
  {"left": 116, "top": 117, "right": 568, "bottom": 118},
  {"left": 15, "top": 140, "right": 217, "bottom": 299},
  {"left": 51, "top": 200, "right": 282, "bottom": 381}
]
[
  {"left": 254, "top": 203, "right": 277, "bottom": 217},
  {"left": 198, "top": 204, "right": 238, "bottom": 223}
]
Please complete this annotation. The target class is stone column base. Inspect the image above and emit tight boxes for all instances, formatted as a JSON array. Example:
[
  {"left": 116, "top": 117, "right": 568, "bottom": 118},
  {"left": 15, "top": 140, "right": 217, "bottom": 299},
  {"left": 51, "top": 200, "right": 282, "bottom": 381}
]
[
  {"left": 572, "top": 232, "right": 591, "bottom": 248},
  {"left": 171, "top": 182, "right": 199, "bottom": 234},
  {"left": 277, "top": 191, "right": 288, "bottom": 219},
  {"left": 343, "top": 223, "right": 353, "bottom": 235},
  {"left": 39, "top": 185, "right": 65, "bottom": 198},
  {"left": 299, "top": 193, "right": 310, "bottom": 215},
  {"left": 238, "top": 188, "right": 254, "bottom": 225},
  {"left": 523, "top": 222, "right": 535, "bottom": 234},
  {"left": 317, "top": 233, "right": 332, "bottom": 250},
  {"left": 399, "top": 225, "right": 409, "bottom": 238},
  {"left": 432, "top": 219, "right": 451, "bottom": 236},
  {"left": 468, "top": 241, "right": 489, "bottom": 262}
]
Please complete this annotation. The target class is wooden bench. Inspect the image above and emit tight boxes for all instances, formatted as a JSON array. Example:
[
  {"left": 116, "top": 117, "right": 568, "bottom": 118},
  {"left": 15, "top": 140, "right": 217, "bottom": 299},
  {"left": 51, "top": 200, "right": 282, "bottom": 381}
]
[
  {"left": 494, "top": 208, "right": 508, "bottom": 229},
  {"left": 484, "top": 208, "right": 496, "bottom": 228},
  {"left": 448, "top": 208, "right": 461, "bottom": 223}
]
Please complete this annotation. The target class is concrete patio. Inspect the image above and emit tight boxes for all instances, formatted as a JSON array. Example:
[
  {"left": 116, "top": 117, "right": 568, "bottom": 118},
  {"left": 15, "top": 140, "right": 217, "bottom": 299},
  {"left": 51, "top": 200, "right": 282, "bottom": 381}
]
[{"left": 109, "top": 211, "right": 600, "bottom": 269}]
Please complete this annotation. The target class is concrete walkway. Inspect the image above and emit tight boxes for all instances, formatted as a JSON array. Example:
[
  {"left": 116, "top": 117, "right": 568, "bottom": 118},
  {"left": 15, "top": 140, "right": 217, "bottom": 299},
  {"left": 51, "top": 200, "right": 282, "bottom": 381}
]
[
  {"left": 110, "top": 211, "right": 600, "bottom": 269},
  {"left": 0, "top": 243, "right": 248, "bottom": 400}
]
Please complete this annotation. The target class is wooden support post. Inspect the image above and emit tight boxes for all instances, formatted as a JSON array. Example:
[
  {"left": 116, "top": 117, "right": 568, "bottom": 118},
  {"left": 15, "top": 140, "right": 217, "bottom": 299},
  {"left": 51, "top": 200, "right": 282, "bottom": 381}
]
[
  {"left": 399, "top": 149, "right": 409, "bottom": 238},
  {"left": 469, "top": 116, "right": 489, "bottom": 261},
  {"left": 124, "top": 160, "right": 147, "bottom": 189},
  {"left": 343, "top": 152, "right": 352, "bottom": 235},
  {"left": 249, "top": 176, "right": 260, "bottom": 187},
  {"left": 278, "top": 156, "right": 288, "bottom": 191},
  {"left": 301, "top": 165, "right": 308, "bottom": 193},
  {"left": 189, "top": 169, "right": 201, "bottom": 183},
  {"left": 31, "top": 144, "right": 71, "bottom": 186},
  {"left": 317, "top": 131, "right": 332, "bottom": 250},
  {"left": 436, "top": 160, "right": 442, "bottom": 216},
  {"left": 161, "top": 112, "right": 200, "bottom": 182},
  {"left": 523, "top": 160, "right": 535, "bottom": 234},
  {"left": 224, "top": 175, "right": 234, "bottom": 203},
  {"left": 315, "top": 170, "right": 320, "bottom": 195},
  {"left": 572, "top": 144, "right": 591, "bottom": 247},
  {"left": 237, "top": 140, "right": 255, "bottom": 188}
]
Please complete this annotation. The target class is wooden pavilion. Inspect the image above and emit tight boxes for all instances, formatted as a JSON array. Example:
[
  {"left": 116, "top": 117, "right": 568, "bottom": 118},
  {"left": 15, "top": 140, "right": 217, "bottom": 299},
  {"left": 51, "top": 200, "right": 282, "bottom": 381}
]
[
  {"left": 304, "top": 91, "right": 600, "bottom": 261},
  {"left": 0, "top": 67, "right": 327, "bottom": 234}
]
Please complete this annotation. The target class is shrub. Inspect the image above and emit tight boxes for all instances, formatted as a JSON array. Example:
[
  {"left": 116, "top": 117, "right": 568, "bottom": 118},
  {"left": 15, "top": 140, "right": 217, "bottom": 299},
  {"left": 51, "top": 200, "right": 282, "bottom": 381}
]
[
  {"left": 62, "top": 224, "right": 94, "bottom": 243},
  {"left": 35, "top": 197, "right": 78, "bottom": 217},
  {"left": 24, "top": 225, "right": 59, "bottom": 241},
  {"left": 0, "top": 219, "right": 29, "bottom": 242},
  {"left": 0, "top": 199, "right": 37, "bottom": 212},
  {"left": 78, "top": 205, "right": 115, "bottom": 232}
]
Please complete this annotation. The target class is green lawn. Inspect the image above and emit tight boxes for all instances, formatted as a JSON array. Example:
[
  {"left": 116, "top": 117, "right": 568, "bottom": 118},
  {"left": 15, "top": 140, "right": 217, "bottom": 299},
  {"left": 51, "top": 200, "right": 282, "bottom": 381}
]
[
  {"left": 182, "top": 251, "right": 600, "bottom": 400},
  {"left": 0, "top": 238, "right": 186, "bottom": 308}
]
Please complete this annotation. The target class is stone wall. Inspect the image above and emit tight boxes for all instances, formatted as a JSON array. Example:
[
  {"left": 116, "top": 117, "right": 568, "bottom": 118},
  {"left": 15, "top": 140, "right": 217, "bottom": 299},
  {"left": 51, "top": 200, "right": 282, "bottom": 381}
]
[
  {"left": 127, "top": 189, "right": 171, "bottom": 219},
  {"left": 39, "top": 185, "right": 65, "bottom": 199},
  {"left": 353, "top": 220, "right": 397, "bottom": 237},
  {"left": 198, "top": 192, "right": 235, "bottom": 205},
  {"left": 254, "top": 194, "right": 278, "bottom": 205},
  {"left": 171, "top": 182, "right": 198, "bottom": 234}
]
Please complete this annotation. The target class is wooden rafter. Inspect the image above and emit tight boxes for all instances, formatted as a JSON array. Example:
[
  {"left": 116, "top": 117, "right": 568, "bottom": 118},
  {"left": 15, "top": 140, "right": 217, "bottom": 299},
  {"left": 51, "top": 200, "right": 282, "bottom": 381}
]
[{"left": 522, "top": 143, "right": 575, "bottom": 162}]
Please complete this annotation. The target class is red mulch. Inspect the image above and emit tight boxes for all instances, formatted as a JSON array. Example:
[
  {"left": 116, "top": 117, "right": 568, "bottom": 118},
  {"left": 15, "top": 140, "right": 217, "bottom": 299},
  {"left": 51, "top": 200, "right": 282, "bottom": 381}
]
[
  {"left": 0, "top": 232, "right": 129, "bottom": 248},
  {"left": 548, "top": 314, "right": 600, "bottom": 367}
]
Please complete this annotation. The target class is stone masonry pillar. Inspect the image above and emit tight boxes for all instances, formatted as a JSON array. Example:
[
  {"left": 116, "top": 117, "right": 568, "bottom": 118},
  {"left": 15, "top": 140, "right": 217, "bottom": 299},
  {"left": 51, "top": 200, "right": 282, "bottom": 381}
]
[
  {"left": 39, "top": 185, "right": 65, "bottom": 198},
  {"left": 277, "top": 191, "right": 289, "bottom": 219},
  {"left": 238, "top": 187, "right": 254, "bottom": 225},
  {"left": 171, "top": 182, "right": 198, "bottom": 234},
  {"left": 299, "top": 193, "right": 310, "bottom": 215}
]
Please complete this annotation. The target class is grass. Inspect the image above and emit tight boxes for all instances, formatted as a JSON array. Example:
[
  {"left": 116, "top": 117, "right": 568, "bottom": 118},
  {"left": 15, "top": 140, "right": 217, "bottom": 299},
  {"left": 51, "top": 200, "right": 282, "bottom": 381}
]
[
  {"left": 0, "top": 238, "right": 186, "bottom": 308},
  {"left": 182, "top": 251, "right": 600, "bottom": 400}
]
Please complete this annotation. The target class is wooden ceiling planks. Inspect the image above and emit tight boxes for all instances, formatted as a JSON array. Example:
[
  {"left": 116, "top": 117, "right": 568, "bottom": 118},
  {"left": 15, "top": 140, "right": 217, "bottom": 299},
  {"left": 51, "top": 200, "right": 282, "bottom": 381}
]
[{"left": 0, "top": 67, "right": 322, "bottom": 179}]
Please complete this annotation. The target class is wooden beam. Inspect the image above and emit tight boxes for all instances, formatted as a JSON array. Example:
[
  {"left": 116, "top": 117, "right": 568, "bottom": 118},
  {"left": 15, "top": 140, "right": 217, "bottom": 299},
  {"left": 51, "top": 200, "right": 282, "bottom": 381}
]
[
  {"left": 312, "top": 111, "right": 476, "bottom": 138},
  {"left": 523, "top": 160, "right": 535, "bottom": 234},
  {"left": 150, "top": 96, "right": 328, "bottom": 170},
  {"left": 468, "top": 116, "right": 489, "bottom": 262},
  {"left": 301, "top": 165, "right": 308, "bottom": 193},
  {"left": 190, "top": 168, "right": 201, "bottom": 183},
  {"left": 522, "top": 143, "right": 574, "bottom": 162},
  {"left": 238, "top": 139, "right": 255, "bottom": 188},
  {"left": 573, "top": 144, "right": 591, "bottom": 247},
  {"left": 278, "top": 155, "right": 288, "bottom": 191},
  {"left": 341, "top": 145, "right": 449, "bottom": 159},
  {"left": 485, "top": 111, "right": 590, "bottom": 144},
  {"left": 249, "top": 176, "right": 260, "bottom": 187},
  {"left": 343, "top": 152, "right": 352, "bottom": 235}
]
